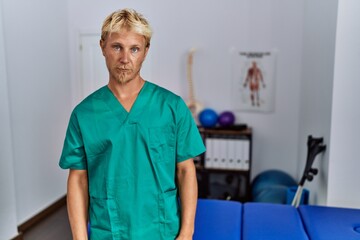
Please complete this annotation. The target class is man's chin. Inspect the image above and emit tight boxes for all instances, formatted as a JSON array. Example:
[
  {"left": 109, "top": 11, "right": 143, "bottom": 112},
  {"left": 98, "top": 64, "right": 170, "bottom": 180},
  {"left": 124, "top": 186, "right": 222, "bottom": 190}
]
[{"left": 115, "top": 77, "right": 132, "bottom": 85}]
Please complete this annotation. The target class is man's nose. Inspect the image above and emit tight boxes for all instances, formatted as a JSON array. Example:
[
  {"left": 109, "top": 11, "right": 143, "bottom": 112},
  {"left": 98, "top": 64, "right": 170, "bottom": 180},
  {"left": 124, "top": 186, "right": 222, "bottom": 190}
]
[{"left": 120, "top": 50, "right": 130, "bottom": 64}]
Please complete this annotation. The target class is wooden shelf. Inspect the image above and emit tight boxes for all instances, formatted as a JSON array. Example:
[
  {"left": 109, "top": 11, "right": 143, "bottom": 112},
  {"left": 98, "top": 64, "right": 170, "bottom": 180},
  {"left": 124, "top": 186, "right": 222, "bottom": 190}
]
[{"left": 196, "top": 126, "right": 252, "bottom": 202}]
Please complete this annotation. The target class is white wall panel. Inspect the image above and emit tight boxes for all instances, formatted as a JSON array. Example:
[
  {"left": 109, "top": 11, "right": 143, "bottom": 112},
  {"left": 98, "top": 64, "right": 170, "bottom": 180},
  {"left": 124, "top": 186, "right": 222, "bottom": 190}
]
[
  {"left": 0, "top": 0, "right": 19, "bottom": 237},
  {"left": 2, "top": 0, "right": 71, "bottom": 223},
  {"left": 328, "top": 0, "right": 360, "bottom": 208}
]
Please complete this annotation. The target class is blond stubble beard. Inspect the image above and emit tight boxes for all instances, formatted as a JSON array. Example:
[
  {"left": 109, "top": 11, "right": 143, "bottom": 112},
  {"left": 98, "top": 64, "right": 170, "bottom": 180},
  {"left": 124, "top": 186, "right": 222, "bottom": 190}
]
[
  {"left": 114, "top": 64, "right": 143, "bottom": 85},
  {"left": 116, "top": 71, "right": 130, "bottom": 84},
  {"left": 111, "top": 68, "right": 133, "bottom": 85}
]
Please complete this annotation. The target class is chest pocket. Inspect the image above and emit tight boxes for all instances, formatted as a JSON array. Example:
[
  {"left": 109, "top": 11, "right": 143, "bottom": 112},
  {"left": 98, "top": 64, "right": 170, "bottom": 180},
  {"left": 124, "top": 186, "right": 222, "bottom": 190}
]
[{"left": 148, "top": 126, "right": 175, "bottom": 163}]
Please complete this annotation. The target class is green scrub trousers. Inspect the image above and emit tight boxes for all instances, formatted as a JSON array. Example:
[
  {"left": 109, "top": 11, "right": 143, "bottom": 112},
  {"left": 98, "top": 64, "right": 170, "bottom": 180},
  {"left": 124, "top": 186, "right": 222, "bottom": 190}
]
[{"left": 59, "top": 81, "right": 205, "bottom": 240}]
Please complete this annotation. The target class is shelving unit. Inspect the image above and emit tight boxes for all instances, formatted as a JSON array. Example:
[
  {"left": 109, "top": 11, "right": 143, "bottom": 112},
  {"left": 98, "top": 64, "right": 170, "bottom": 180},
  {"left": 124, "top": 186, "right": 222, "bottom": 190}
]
[{"left": 195, "top": 126, "right": 252, "bottom": 202}]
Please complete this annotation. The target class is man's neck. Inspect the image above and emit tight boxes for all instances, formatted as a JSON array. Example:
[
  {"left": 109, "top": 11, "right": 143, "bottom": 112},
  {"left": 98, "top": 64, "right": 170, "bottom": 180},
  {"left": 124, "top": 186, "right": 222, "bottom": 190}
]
[{"left": 108, "top": 77, "right": 145, "bottom": 100}]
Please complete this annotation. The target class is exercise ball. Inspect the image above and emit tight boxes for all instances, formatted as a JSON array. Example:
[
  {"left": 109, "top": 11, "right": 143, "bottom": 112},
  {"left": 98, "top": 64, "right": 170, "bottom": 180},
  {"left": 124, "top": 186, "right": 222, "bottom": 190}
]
[
  {"left": 218, "top": 111, "right": 235, "bottom": 127},
  {"left": 199, "top": 108, "right": 218, "bottom": 128},
  {"left": 252, "top": 185, "right": 289, "bottom": 204},
  {"left": 251, "top": 170, "right": 297, "bottom": 204}
]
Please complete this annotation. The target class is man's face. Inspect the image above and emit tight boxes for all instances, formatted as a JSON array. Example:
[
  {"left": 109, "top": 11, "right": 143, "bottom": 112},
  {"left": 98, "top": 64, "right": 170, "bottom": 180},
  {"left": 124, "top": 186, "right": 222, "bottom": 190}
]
[{"left": 100, "top": 29, "right": 149, "bottom": 84}]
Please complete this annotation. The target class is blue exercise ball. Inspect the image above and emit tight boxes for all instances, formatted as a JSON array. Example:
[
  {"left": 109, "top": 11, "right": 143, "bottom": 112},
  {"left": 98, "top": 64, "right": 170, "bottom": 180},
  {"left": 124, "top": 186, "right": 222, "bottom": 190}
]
[
  {"left": 252, "top": 185, "right": 289, "bottom": 204},
  {"left": 251, "top": 170, "right": 297, "bottom": 203},
  {"left": 199, "top": 108, "right": 218, "bottom": 128},
  {"left": 218, "top": 111, "right": 236, "bottom": 127}
]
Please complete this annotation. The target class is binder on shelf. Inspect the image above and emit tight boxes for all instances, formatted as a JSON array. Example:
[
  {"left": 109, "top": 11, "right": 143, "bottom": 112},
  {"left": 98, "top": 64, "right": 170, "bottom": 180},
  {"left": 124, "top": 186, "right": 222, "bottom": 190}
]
[
  {"left": 218, "top": 139, "right": 228, "bottom": 169},
  {"left": 234, "top": 139, "right": 243, "bottom": 170},
  {"left": 212, "top": 138, "right": 221, "bottom": 169},
  {"left": 242, "top": 139, "right": 250, "bottom": 170},
  {"left": 205, "top": 138, "right": 214, "bottom": 168},
  {"left": 227, "top": 139, "right": 237, "bottom": 170}
]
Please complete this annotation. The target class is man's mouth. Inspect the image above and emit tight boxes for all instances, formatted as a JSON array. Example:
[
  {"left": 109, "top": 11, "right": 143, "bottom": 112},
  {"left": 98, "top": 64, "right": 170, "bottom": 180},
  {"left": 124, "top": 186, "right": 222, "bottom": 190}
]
[{"left": 117, "top": 67, "right": 131, "bottom": 71}]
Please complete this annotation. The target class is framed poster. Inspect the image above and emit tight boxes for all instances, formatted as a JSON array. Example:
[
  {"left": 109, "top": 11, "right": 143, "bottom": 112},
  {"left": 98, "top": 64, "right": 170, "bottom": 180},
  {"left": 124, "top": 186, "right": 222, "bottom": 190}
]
[{"left": 232, "top": 51, "right": 277, "bottom": 112}]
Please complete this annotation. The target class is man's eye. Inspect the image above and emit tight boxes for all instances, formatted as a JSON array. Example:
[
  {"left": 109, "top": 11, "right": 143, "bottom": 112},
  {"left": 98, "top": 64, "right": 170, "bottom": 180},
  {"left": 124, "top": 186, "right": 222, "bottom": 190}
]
[
  {"left": 131, "top": 47, "right": 139, "bottom": 53},
  {"left": 113, "top": 45, "right": 121, "bottom": 51}
]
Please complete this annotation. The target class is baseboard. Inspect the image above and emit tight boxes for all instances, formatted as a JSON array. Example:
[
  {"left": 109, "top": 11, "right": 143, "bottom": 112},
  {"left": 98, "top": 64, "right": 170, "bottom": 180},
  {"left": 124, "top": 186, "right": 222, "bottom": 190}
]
[{"left": 17, "top": 195, "right": 67, "bottom": 234}]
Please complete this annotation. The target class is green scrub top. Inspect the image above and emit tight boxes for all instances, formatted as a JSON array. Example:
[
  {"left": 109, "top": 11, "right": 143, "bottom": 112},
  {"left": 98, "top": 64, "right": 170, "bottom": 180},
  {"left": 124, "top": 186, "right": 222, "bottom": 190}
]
[{"left": 59, "top": 81, "right": 206, "bottom": 240}]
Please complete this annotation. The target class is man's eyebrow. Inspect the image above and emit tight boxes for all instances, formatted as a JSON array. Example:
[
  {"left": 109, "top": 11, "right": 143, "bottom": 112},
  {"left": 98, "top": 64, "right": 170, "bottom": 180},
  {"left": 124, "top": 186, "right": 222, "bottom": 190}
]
[
  {"left": 110, "top": 42, "right": 141, "bottom": 47},
  {"left": 110, "top": 41, "right": 122, "bottom": 45}
]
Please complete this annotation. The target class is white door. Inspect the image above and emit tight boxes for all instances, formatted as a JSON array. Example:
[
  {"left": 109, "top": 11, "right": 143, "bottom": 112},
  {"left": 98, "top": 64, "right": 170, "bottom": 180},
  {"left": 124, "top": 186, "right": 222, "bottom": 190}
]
[{"left": 79, "top": 33, "right": 152, "bottom": 98}]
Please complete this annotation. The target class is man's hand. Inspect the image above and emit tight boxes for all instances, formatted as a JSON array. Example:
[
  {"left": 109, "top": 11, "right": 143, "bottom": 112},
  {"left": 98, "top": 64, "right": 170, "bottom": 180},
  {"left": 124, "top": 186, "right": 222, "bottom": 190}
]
[{"left": 176, "top": 235, "right": 193, "bottom": 240}]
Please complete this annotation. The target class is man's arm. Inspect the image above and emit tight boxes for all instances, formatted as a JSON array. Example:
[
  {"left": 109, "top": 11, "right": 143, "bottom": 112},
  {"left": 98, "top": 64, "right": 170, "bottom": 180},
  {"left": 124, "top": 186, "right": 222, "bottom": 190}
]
[
  {"left": 67, "top": 169, "right": 89, "bottom": 240},
  {"left": 176, "top": 159, "right": 198, "bottom": 240}
]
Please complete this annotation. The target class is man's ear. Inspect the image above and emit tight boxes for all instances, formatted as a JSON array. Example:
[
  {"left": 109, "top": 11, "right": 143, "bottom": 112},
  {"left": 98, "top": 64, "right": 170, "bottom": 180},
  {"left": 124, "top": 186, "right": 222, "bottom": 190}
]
[{"left": 100, "top": 39, "right": 105, "bottom": 56}]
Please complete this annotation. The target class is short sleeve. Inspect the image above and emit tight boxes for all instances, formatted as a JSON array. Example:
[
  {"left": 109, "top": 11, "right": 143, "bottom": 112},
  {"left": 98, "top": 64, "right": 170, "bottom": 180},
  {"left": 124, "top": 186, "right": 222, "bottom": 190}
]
[
  {"left": 59, "top": 112, "right": 87, "bottom": 170},
  {"left": 175, "top": 98, "right": 206, "bottom": 162}
]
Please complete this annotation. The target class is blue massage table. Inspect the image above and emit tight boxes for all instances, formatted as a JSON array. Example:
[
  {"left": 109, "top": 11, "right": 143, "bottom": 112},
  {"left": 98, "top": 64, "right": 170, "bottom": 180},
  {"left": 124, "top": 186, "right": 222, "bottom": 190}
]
[{"left": 194, "top": 199, "right": 360, "bottom": 240}]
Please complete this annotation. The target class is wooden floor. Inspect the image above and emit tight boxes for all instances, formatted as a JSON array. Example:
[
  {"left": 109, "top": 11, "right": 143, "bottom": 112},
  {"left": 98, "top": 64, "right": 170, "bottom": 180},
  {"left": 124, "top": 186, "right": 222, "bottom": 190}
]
[{"left": 23, "top": 205, "right": 72, "bottom": 240}]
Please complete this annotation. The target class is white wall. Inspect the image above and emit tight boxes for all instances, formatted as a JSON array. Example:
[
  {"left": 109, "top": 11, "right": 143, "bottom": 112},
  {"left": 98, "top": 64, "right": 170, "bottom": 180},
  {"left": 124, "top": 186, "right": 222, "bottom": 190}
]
[
  {"left": 2, "top": 1, "right": 358, "bottom": 229},
  {"left": 1, "top": 0, "right": 306, "bottom": 231},
  {"left": 0, "top": 1, "right": 19, "bottom": 238},
  {"left": 299, "top": 0, "right": 360, "bottom": 208},
  {"left": 327, "top": 0, "right": 360, "bottom": 208},
  {"left": 298, "top": 0, "right": 338, "bottom": 205},
  {"left": 2, "top": 0, "right": 71, "bottom": 223},
  {"left": 67, "top": 0, "right": 305, "bottom": 180}
]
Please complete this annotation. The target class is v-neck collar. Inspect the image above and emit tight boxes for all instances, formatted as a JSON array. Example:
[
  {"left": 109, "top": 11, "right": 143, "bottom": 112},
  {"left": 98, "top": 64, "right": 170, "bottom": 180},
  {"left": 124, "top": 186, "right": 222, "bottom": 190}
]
[{"left": 103, "top": 81, "right": 149, "bottom": 125}]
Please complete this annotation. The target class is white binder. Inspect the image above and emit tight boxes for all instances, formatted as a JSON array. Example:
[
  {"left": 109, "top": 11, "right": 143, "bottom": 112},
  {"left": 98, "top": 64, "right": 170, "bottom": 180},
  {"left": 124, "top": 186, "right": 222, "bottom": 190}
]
[
  {"left": 226, "top": 139, "right": 237, "bottom": 170},
  {"left": 234, "top": 139, "right": 243, "bottom": 170},
  {"left": 205, "top": 138, "right": 214, "bottom": 169},
  {"left": 212, "top": 138, "right": 221, "bottom": 169},
  {"left": 242, "top": 140, "right": 250, "bottom": 170},
  {"left": 218, "top": 139, "right": 228, "bottom": 169}
]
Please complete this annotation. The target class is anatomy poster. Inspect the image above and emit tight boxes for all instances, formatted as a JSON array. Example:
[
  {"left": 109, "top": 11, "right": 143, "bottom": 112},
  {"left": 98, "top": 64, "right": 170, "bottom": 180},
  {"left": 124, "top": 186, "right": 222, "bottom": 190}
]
[{"left": 231, "top": 51, "right": 276, "bottom": 112}]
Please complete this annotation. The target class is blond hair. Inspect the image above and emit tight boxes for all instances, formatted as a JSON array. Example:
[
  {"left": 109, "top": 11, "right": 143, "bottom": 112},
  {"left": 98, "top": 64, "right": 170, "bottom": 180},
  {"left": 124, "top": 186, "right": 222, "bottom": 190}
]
[{"left": 101, "top": 8, "right": 152, "bottom": 47}]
